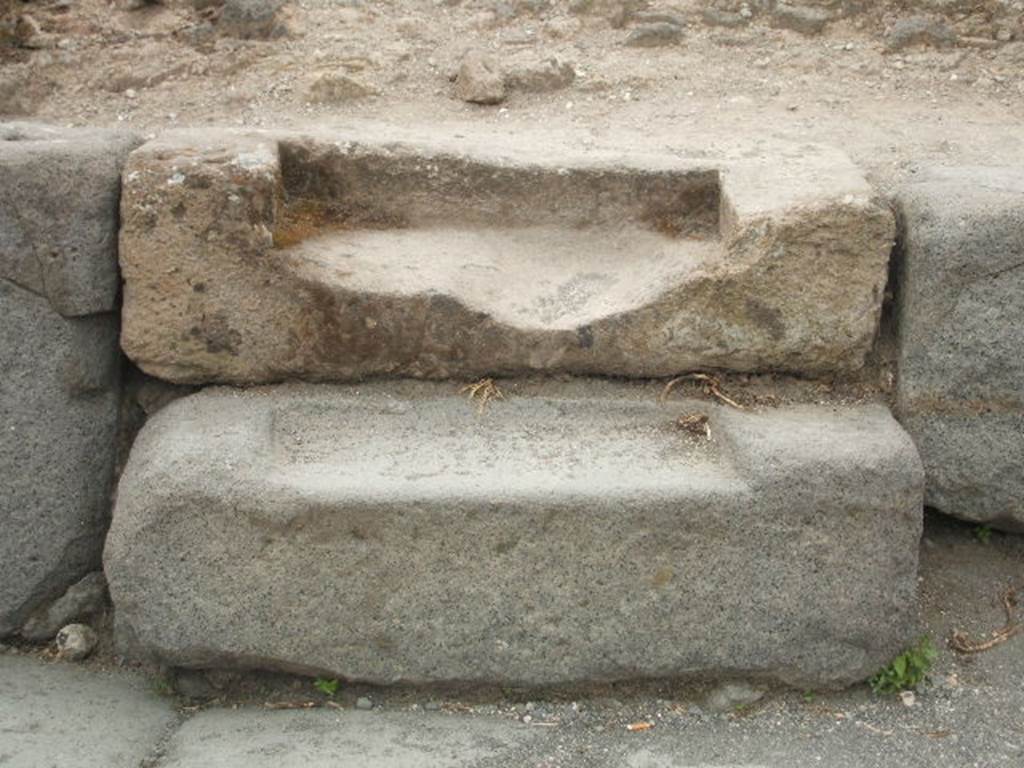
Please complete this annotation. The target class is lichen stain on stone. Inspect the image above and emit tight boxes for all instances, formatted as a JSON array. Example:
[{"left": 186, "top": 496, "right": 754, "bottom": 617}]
[
  {"left": 652, "top": 566, "right": 674, "bottom": 587},
  {"left": 189, "top": 311, "right": 242, "bottom": 356}
]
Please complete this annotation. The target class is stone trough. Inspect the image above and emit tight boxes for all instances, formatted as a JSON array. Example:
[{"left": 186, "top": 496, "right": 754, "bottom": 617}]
[{"left": 119, "top": 127, "right": 894, "bottom": 384}]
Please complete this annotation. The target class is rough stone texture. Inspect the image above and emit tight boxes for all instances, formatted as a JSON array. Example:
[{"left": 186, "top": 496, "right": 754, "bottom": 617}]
[
  {"left": 0, "top": 122, "right": 139, "bottom": 316},
  {"left": 105, "top": 382, "right": 923, "bottom": 689},
  {"left": 454, "top": 51, "right": 507, "bottom": 104},
  {"left": 505, "top": 57, "right": 576, "bottom": 93},
  {"left": 20, "top": 571, "right": 108, "bottom": 642},
  {"left": 118, "top": 125, "right": 894, "bottom": 384},
  {"left": 0, "top": 123, "right": 129, "bottom": 638},
  {"left": 886, "top": 16, "right": 957, "bottom": 52},
  {"left": 702, "top": 8, "right": 750, "bottom": 28},
  {"left": 0, "top": 281, "right": 121, "bottom": 638},
  {"left": 217, "top": 0, "right": 290, "bottom": 40},
  {"left": 772, "top": 4, "right": 832, "bottom": 35},
  {"left": 307, "top": 73, "right": 376, "bottom": 104},
  {"left": 0, "top": 654, "right": 178, "bottom": 768},
  {"left": 623, "top": 22, "right": 683, "bottom": 47},
  {"left": 894, "top": 166, "right": 1024, "bottom": 532}
]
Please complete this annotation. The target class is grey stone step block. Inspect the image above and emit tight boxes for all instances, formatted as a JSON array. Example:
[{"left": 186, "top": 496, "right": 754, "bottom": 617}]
[
  {"left": 894, "top": 166, "right": 1024, "bottom": 532},
  {"left": 119, "top": 124, "right": 894, "bottom": 383},
  {"left": 0, "top": 122, "right": 140, "bottom": 317},
  {"left": 105, "top": 382, "right": 924, "bottom": 689},
  {"left": 0, "top": 279, "right": 121, "bottom": 638}
]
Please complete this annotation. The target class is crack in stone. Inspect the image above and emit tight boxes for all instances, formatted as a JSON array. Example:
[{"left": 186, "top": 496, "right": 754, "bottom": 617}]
[
  {"left": 0, "top": 274, "right": 50, "bottom": 304},
  {"left": 985, "top": 259, "right": 1024, "bottom": 280}
]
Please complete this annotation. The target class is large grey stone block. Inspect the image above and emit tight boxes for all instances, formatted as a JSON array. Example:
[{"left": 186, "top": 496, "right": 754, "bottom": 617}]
[
  {"left": 119, "top": 125, "right": 893, "bottom": 384},
  {"left": 0, "top": 281, "right": 121, "bottom": 637},
  {"left": 0, "top": 122, "right": 139, "bottom": 317},
  {"left": 0, "top": 122, "right": 132, "bottom": 638},
  {"left": 105, "top": 382, "right": 924, "bottom": 689},
  {"left": 895, "top": 167, "right": 1024, "bottom": 532}
]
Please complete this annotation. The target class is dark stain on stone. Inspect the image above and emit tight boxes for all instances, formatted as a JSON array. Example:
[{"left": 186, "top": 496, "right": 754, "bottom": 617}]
[
  {"left": 171, "top": 202, "right": 187, "bottom": 220},
  {"left": 744, "top": 298, "right": 786, "bottom": 341},
  {"left": 652, "top": 566, "right": 674, "bottom": 587},
  {"left": 577, "top": 325, "right": 594, "bottom": 349},
  {"left": 184, "top": 174, "right": 212, "bottom": 190},
  {"left": 494, "top": 538, "right": 519, "bottom": 555},
  {"left": 189, "top": 311, "right": 242, "bottom": 356}
]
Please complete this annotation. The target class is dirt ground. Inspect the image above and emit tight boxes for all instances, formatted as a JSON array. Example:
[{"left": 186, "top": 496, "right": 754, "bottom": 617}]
[{"left": 2, "top": 0, "right": 1023, "bottom": 195}]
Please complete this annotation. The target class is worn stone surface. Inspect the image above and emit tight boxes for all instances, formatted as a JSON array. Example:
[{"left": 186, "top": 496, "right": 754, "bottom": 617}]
[
  {"left": 0, "top": 279, "right": 121, "bottom": 638},
  {"left": 159, "top": 710, "right": 533, "bottom": 768},
  {"left": 0, "top": 654, "right": 178, "bottom": 768},
  {"left": 505, "top": 56, "right": 576, "bottom": 93},
  {"left": 307, "top": 73, "right": 376, "bottom": 104},
  {"left": 20, "top": 571, "right": 108, "bottom": 642},
  {"left": 454, "top": 51, "right": 507, "bottom": 104},
  {"left": 105, "top": 381, "right": 923, "bottom": 689},
  {"left": 894, "top": 166, "right": 1024, "bottom": 532},
  {"left": 702, "top": 8, "right": 749, "bottom": 29},
  {"left": 886, "top": 16, "right": 957, "bottom": 52},
  {"left": 772, "top": 4, "right": 832, "bottom": 36},
  {"left": 217, "top": 0, "right": 290, "bottom": 40},
  {"left": 118, "top": 125, "right": 894, "bottom": 384},
  {"left": 10, "top": 514, "right": 1024, "bottom": 767},
  {"left": 624, "top": 22, "right": 683, "bottom": 47},
  {"left": 0, "top": 122, "right": 139, "bottom": 317}
]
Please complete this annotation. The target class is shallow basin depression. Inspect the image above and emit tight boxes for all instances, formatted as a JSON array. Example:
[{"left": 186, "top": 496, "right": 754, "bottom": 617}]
[{"left": 273, "top": 138, "right": 725, "bottom": 331}]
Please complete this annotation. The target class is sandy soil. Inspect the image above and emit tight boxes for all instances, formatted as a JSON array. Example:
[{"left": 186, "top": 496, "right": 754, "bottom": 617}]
[{"left": 2, "top": 0, "right": 1023, "bottom": 194}]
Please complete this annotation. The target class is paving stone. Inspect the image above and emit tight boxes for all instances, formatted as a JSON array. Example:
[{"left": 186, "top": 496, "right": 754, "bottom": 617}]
[
  {"left": 105, "top": 380, "right": 923, "bottom": 689},
  {"left": 0, "top": 655, "right": 177, "bottom": 768},
  {"left": 118, "top": 125, "right": 894, "bottom": 384},
  {"left": 894, "top": 166, "right": 1024, "bottom": 532},
  {"left": 157, "top": 709, "right": 533, "bottom": 768},
  {"left": 0, "top": 122, "right": 139, "bottom": 317}
]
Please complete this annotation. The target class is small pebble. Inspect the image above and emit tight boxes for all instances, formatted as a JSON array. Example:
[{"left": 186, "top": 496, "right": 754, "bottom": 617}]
[
  {"left": 355, "top": 696, "right": 373, "bottom": 710},
  {"left": 55, "top": 623, "right": 97, "bottom": 661}
]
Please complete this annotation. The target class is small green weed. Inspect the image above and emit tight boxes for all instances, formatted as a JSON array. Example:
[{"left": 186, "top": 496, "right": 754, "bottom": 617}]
[
  {"left": 314, "top": 677, "right": 340, "bottom": 697},
  {"left": 802, "top": 691, "right": 815, "bottom": 703},
  {"left": 870, "top": 637, "right": 937, "bottom": 695},
  {"left": 973, "top": 525, "right": 993, "bottom": 544},
  {"left": 152, "top": 676, "right": 175, "bottom": 697}
]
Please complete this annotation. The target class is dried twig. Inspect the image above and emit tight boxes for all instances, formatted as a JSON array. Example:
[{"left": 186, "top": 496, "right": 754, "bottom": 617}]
[
  {"left": 626, "top": 721, "right": 654, "bottom": 732},
  {"left": 950, "top": 586, "right": 1021, "bottom": 654},
  {"left": 460, "top": 377, "right": 505, "bottom": 413},
  {"left": 263, "top": 700, "right": 319, "bottom": 710},
  {"left": 660, "top": 373, "right": 745, "bottom": 410}
]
